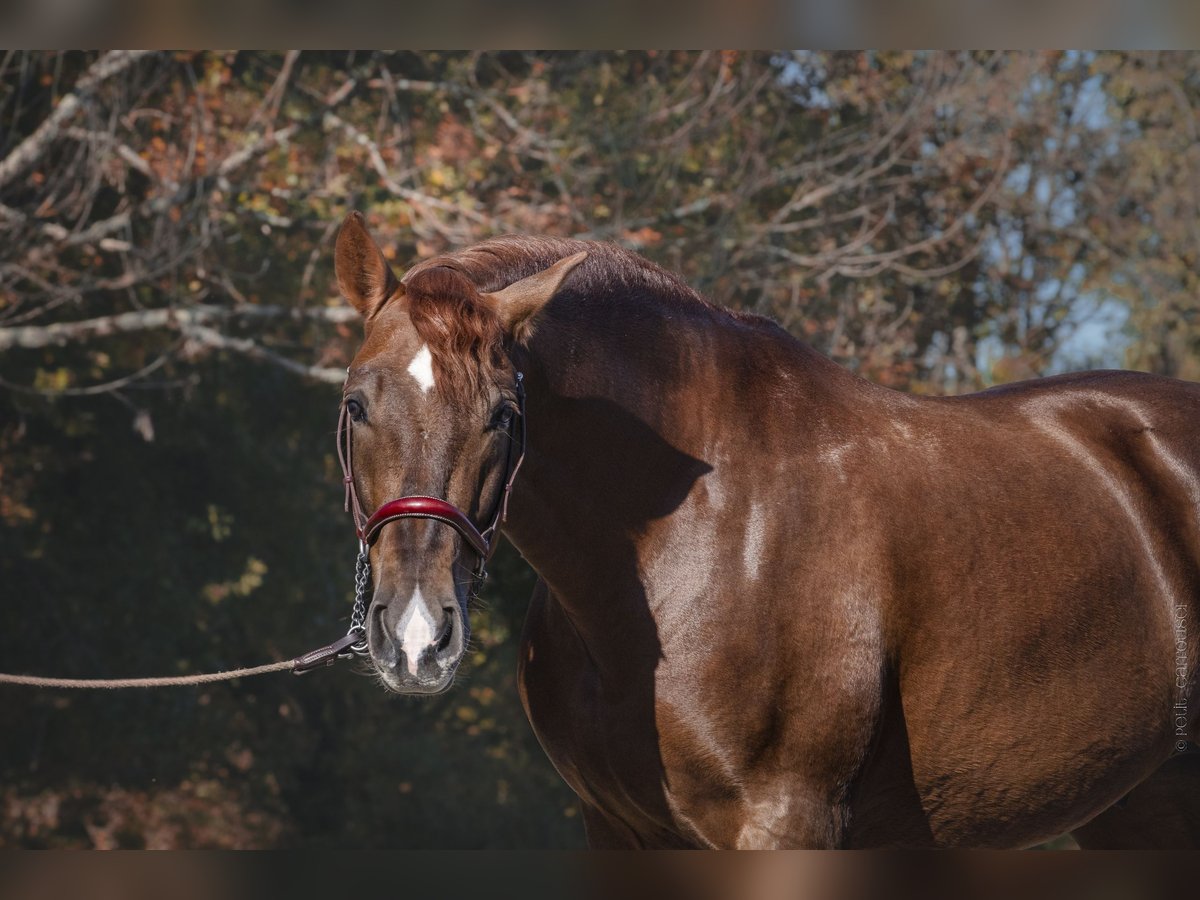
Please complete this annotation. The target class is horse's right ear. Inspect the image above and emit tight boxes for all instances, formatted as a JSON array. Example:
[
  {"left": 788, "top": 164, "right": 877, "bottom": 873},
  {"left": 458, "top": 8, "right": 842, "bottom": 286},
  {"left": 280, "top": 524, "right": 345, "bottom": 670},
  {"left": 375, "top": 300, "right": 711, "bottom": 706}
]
[{"left": 335, "top": 211, "right": 401, "bottom": 320}]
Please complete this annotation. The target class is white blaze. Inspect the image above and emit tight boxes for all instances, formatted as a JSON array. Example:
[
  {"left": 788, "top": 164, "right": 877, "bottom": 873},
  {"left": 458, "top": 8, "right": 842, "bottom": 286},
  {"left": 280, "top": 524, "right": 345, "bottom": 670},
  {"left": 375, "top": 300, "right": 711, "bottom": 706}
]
[
  {"left": 395, "top": 584, "right": 437, "bottom": 676},
  {"left": 407, "top": 344, "right": 436, "bottom": 393}
]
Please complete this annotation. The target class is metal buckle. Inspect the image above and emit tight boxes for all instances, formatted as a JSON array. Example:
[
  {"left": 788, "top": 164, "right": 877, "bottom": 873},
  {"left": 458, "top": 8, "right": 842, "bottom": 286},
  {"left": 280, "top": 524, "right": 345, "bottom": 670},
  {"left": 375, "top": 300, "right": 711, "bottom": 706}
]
[{"left": 293, "top": 631, "right": 366, "bottom": 674}]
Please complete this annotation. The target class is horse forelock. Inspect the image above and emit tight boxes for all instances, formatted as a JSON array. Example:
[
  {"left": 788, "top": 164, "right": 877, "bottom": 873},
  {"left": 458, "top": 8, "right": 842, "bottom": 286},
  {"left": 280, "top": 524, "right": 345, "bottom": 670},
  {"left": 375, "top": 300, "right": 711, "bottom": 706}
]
[{"left": 402, "top": 263, "right": 504, "bottom": 403}]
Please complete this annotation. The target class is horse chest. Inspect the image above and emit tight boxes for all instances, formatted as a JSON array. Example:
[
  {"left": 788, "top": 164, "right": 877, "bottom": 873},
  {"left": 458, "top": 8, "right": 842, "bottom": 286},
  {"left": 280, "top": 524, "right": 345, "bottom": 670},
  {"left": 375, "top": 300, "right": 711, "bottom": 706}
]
[{"left": 518, "top": 595, "right": 700, "bottom": 843}]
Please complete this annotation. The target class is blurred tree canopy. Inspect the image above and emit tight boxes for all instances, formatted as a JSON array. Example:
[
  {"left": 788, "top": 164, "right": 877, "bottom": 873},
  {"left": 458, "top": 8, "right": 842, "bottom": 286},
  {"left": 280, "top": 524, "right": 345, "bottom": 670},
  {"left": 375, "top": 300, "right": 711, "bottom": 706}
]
[{"left": 1, "top": 50, "right": 1198, "bottom": 847}]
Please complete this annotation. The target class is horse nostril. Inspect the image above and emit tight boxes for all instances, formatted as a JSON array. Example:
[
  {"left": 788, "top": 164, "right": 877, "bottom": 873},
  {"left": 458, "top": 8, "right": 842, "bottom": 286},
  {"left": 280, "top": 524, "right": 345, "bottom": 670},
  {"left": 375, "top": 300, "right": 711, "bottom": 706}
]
[{"left": 435, "top": 614, "right": 454, "bottom": 653}]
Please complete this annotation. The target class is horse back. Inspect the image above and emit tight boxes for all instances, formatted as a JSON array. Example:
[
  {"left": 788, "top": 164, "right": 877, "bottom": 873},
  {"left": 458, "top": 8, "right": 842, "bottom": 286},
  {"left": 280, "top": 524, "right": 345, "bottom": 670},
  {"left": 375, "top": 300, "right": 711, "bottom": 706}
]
[{"left": 866, "top": 369, "right": 1200, "bottom": 845}]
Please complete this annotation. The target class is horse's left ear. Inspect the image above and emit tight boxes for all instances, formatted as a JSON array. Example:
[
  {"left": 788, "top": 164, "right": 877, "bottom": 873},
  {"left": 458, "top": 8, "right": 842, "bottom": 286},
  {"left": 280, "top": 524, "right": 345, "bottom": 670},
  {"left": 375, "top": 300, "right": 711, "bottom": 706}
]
[{"left": 482, "top": 251, "right": 587, "bottom": 341}]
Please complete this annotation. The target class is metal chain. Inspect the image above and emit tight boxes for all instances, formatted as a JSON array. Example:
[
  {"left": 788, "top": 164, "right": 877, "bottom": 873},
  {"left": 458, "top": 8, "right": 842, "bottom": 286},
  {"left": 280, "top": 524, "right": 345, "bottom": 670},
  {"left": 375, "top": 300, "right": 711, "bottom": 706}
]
[{"left": 347, "top": 541, "right": 370, "bottom": 654}]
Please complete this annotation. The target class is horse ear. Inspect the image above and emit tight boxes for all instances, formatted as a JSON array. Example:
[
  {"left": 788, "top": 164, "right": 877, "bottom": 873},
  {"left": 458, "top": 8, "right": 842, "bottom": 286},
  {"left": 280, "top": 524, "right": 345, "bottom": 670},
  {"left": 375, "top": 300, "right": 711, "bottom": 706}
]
[
  {"left": 335, "top": 211, "right": 401, "bottom": 320},
  {"left": 482, "top": 251, "right": 587, "bottom": 341}
]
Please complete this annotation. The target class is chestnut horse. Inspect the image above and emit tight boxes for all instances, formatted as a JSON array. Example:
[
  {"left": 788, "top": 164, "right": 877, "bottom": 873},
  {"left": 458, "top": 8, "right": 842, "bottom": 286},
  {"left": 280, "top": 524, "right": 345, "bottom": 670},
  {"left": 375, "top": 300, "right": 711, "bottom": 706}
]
[{"left": 333, "top": 211, "right": 1199, "bottom": 848}]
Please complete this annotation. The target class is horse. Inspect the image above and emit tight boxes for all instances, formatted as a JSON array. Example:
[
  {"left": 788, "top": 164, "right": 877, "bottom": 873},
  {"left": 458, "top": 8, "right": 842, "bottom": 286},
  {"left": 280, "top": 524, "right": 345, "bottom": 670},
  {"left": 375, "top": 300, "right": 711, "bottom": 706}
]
[{"left": 332, "top": 211, "right": 1199, "bottom": 848}]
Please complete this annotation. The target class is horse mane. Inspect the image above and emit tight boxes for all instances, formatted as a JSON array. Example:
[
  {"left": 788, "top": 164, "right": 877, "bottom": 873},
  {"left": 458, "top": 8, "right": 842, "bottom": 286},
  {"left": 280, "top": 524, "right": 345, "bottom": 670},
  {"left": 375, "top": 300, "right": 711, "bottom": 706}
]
[{"left": 402, "top": 234, "right": 777, "bottom": 400}]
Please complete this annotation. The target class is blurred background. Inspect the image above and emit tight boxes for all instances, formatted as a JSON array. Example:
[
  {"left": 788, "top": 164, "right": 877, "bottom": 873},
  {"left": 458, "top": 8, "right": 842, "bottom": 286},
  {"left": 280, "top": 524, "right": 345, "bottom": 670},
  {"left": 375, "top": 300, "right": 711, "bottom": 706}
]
[{"left": 1, "top": 50, "right": 1197, "bottom": 848}]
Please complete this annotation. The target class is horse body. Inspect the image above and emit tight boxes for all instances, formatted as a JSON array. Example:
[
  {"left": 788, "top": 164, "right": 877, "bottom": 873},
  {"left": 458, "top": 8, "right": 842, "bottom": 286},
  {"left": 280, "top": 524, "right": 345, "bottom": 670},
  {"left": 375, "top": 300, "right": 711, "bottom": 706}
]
[
  {"left": 503, "top": 270, "right": 1200, "bottom": 848},
  {"left": 332, "top": 215, "right": 1199, "bottom": 847}
]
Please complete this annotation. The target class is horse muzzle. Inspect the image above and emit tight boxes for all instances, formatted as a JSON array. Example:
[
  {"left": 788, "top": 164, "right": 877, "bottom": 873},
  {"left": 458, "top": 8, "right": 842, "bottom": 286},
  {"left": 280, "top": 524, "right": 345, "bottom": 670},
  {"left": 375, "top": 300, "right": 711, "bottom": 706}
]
[{"left": 370, "top": 588, "right": 468, "bottom": 694}]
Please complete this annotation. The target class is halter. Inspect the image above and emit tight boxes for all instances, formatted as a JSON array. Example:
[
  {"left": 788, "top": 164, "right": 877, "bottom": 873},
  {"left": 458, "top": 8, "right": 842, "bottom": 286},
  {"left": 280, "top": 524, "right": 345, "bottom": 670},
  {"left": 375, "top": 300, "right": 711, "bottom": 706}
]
[{"left": 311, "top": 371, "right": 527, "bottom": 670}]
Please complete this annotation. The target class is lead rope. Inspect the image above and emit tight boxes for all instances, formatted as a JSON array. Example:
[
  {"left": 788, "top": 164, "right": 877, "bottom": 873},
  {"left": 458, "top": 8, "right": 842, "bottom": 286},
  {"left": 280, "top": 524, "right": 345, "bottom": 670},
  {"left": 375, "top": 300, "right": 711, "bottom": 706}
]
[
  {"left": 0, "top": 625, "right": 369, "bottom": 686},
  {"left": 0, "top": 661, "right": 298, "bottom": 689}
]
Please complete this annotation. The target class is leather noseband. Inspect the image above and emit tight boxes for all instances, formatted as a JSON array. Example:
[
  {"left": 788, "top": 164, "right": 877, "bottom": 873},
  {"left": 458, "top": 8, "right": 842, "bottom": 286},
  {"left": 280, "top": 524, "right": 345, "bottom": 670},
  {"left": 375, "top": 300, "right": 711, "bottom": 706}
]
[{"left": 360, "top": 496, "right": 489, "bottom": 558}]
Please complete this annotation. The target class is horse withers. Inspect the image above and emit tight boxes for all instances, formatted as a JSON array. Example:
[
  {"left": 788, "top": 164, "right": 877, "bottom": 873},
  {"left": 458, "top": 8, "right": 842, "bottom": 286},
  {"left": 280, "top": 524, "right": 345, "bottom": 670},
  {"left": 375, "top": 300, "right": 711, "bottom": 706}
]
[{"left": 332, "top": 211, "right": 1199, "bottom": 848}]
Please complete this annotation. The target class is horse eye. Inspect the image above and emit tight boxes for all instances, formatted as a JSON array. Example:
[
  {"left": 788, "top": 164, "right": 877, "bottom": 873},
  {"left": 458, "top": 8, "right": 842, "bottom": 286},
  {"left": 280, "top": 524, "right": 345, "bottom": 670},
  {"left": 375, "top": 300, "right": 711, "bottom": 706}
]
[
  {"left": 345, "top": 398, "right": 366, "bottom": 422},
  {"left": 491, "top": 403, "right": 515, "bottom": 430}
]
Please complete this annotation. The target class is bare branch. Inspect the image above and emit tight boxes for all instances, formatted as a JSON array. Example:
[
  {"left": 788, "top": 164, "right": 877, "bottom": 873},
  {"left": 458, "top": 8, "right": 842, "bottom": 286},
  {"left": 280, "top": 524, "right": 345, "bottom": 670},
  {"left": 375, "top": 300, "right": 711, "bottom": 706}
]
[
  {"left": 63, "top": 127, "right": 156, "bottom": 181},
  {"left": 217, "top": 125, "right": 298, "bottom": 181},
  {"left": 323, "top": 111, "right": 500, "bottom": 234},
  {"left": 182, "top": 325, "right": 345, "bottom": 384},
  {"left": 0, "top": 51, "right": 154, "bottom": 191},
  {"left": 0, "top": 304, "right": 357, "bottom": 351}
]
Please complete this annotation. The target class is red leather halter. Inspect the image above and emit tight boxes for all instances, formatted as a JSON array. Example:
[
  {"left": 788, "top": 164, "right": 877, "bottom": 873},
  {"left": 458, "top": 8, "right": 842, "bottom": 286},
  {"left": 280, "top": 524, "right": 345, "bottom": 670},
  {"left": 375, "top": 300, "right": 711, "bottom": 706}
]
[{"left": 336, "top": 372, "right": 527, "bottom": 580}]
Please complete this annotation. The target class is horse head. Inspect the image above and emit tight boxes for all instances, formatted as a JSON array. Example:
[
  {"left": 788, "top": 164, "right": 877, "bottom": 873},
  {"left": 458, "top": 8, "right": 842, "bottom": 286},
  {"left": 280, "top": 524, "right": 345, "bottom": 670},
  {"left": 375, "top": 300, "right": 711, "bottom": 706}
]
[{"left": 334, "top": 211, "right": 585, "bottom": 693}]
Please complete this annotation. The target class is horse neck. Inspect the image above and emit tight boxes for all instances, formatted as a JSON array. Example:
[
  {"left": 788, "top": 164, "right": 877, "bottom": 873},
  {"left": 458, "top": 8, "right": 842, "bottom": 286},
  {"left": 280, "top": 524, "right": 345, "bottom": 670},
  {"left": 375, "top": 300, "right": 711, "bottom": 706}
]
[{"left": 501, "top": 292, "right": 861, "bottom": 661}]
